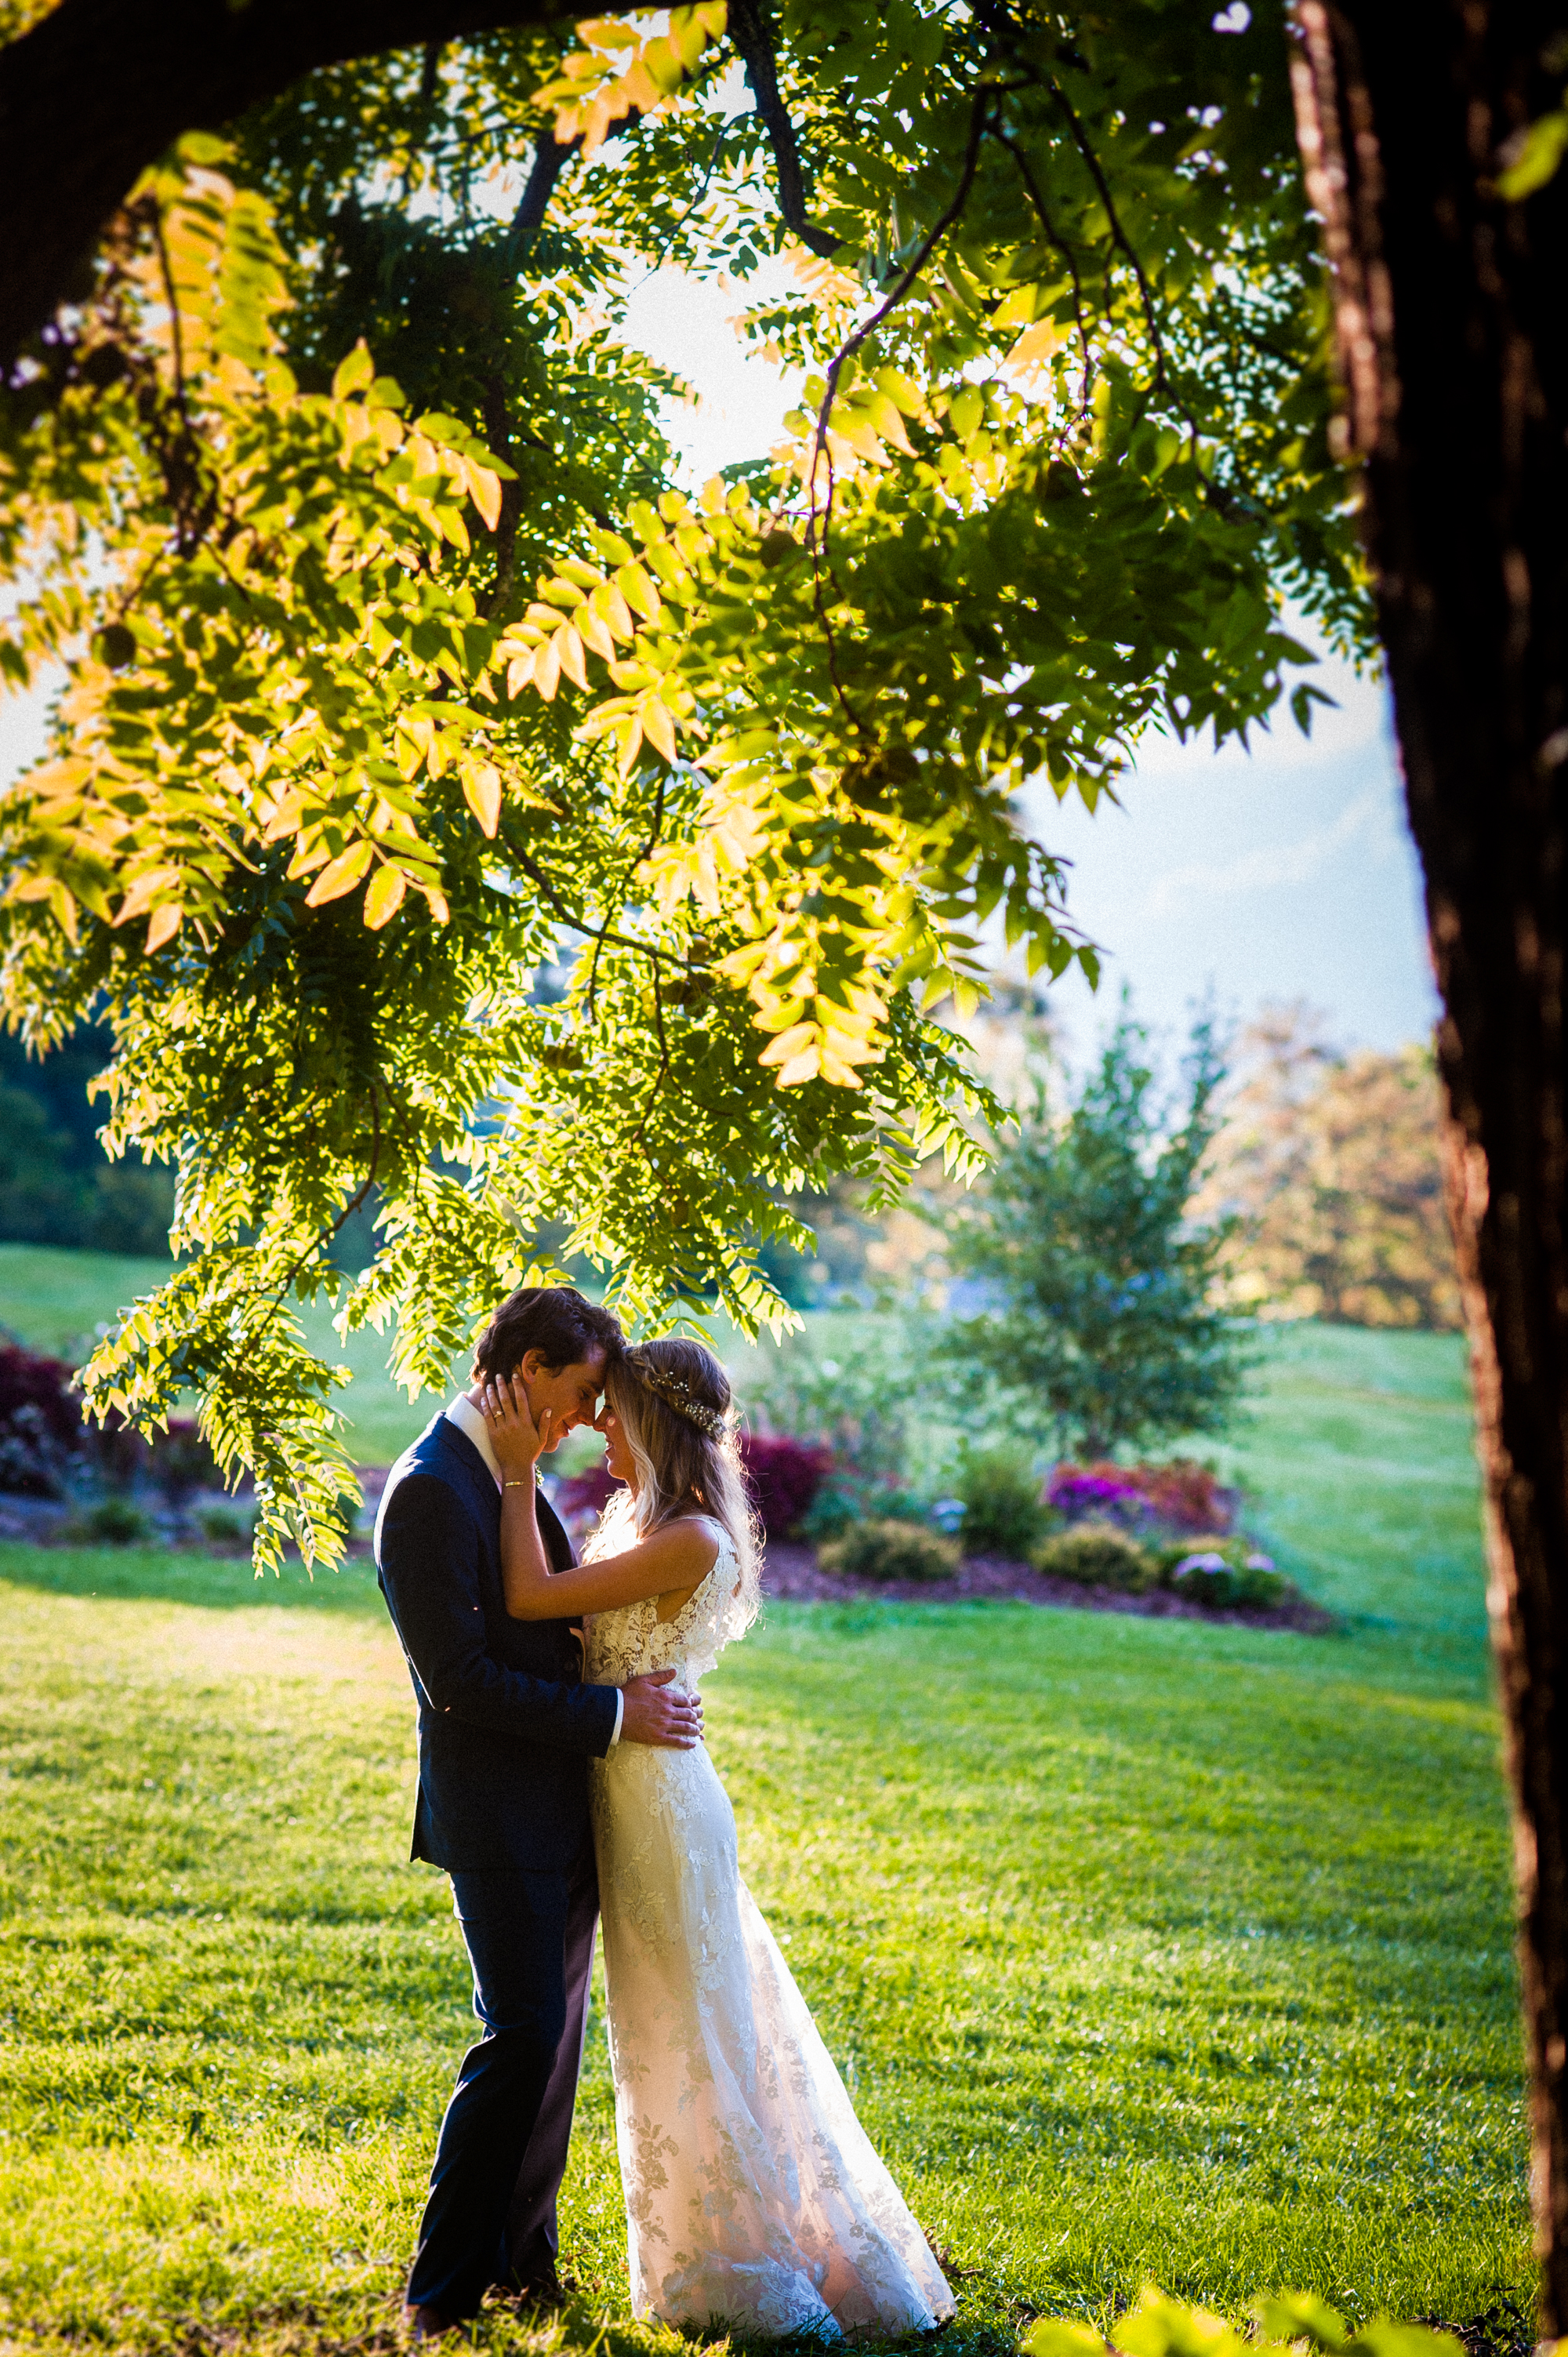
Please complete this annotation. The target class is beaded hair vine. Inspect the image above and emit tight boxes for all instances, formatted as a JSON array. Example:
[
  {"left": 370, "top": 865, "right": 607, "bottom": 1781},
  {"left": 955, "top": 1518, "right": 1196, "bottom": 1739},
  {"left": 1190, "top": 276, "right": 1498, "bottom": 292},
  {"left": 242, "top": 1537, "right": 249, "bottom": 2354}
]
[{"left": 625, "top": 1348, "right": 730, "bottom": 1439}]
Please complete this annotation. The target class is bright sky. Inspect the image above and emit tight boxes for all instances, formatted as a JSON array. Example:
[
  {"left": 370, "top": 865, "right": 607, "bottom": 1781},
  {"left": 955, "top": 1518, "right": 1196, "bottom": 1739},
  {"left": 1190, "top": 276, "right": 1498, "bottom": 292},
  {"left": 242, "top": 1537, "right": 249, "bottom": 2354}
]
[{"left": 0, "top": 263, "right": 1438, "bottom": 1062}]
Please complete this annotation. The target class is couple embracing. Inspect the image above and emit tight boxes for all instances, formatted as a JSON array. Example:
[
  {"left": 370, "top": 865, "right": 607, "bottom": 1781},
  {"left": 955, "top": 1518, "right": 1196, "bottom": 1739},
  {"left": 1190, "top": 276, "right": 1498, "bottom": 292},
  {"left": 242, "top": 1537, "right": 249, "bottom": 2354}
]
[{"left": 375, "top": 1284, "right": 953, "bottom": 2341}]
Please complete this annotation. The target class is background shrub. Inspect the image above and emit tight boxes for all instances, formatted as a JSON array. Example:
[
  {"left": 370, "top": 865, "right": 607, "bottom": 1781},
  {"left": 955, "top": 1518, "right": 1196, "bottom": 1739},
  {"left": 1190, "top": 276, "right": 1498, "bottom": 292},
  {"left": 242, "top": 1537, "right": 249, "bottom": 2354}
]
[
  {"left": 1047, "top": 1464, "right": 1146, "bottom": 1527},
  {"left": 554, "top": 1462, "right": 616, "bottom": 1538},
  {"left": 0, "top": 1341, "right": 81, "bottom": 1495},
  {"left": 79, "top": 1495, "right": 153, "bottom": 1546},
  {"left": 818, "top": 1519, "right": 960, "bottom": 1583},
  {"left": 197, "top": 1504, "right": 253, "bottom": 1549},
  {"left": 1158, "top": 1540, "right": 1287, "bottom": 1610},
  {"left": 799, "top": 1472, "right": 928, "bottom": 1542},
  {"left": 147, "top": 1418, "right": 220, "bottom": 1504},
  {"left": 1046, "top": 1458, "right": 1238, "bottom": 1536},
  {"left": 739, "top": 1433, "right": 831, "bottom": 1537},
  {"left": 1035, "top": 1521, "right": 1156, "bottom": 1593},
  {"left": 959, "top": 1448, "right": 1048, "bottom": 1557},
  {"left": 1128, "top": 1458, "right": 1237, "bottom": 1533}
]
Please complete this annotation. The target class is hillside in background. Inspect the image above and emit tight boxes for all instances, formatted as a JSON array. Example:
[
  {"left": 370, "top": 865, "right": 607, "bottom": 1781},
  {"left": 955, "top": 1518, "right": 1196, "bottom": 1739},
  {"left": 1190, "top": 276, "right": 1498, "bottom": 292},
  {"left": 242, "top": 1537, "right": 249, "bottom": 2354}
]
[{"left": 0, "top": 997, "right": 1457, "bottom": 1334}]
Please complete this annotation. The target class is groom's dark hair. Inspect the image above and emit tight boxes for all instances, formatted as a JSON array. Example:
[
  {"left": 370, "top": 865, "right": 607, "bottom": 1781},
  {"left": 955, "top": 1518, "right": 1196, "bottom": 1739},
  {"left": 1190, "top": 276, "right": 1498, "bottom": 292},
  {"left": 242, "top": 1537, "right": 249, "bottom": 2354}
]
[{"left": 472, "top": 1286, "right": 623, "bottom": 1383}]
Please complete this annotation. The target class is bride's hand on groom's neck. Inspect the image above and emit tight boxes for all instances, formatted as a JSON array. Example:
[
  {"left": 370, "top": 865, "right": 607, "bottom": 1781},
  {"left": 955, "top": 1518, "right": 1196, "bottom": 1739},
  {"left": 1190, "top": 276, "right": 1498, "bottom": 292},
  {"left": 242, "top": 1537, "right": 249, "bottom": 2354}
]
[{"left": 481, "top": 1374, "right": 553, "bottom": 1473}]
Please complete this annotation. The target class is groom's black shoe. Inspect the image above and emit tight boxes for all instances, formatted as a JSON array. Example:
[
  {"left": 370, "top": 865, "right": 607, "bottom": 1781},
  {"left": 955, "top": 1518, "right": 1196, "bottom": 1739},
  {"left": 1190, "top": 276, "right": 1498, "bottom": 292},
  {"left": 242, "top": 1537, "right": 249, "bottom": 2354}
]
[
  {"left": 402, "top": 2302, "right": 458, "bottom": 2341},
  {"left": 492, "top": 2271, "right": 572, "bottom": 2315}
]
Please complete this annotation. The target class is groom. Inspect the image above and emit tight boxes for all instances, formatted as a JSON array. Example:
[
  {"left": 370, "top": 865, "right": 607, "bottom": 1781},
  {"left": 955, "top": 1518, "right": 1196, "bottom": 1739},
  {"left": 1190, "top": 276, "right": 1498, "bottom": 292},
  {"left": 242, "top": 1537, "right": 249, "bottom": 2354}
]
[{"left": 375, "top": 1284, "right": 703, "bottom": 2336}]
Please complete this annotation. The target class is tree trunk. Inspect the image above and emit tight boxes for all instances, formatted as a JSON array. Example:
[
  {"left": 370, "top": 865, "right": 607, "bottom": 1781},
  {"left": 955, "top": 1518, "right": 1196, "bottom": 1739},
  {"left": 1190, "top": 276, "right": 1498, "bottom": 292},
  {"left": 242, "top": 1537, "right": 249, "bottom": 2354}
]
[
  {"left": 1288, "top": 0, "right": 1568, "bottom": 2324},
  {"left": 0, "top": 0, "right": 574, "bottom": 370}
]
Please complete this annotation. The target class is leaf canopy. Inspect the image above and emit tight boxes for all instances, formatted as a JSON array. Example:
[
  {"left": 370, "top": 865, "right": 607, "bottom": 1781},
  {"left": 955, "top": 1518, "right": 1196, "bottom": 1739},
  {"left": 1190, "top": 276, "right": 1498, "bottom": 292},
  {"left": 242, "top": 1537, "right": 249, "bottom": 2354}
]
[{"left": 0, "top": 0, "right": 1367, "bottom": 1567}]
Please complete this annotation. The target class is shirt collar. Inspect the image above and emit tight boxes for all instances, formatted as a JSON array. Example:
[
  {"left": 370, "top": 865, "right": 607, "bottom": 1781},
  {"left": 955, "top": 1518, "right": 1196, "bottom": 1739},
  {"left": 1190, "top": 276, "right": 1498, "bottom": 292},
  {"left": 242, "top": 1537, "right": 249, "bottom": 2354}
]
[{"left": 447, "top": 1391, "right": 502, "bottom": 1490}]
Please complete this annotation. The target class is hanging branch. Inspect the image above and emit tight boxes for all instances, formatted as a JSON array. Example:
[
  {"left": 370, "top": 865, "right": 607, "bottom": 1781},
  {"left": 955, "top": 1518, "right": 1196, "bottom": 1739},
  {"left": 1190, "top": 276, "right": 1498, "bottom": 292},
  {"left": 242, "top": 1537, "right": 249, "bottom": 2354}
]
[
  {"left": 801, "top": 85, "right": 995, "bottom": 736},
  {"left": 992, "top": 127, "right": 1094, "bottom": 419},
  {"left": 503, "top": 125, "right": 585, "bottom": 264},
  {"left": 725, "top": 0, "right": 838, "bottom": 258},
  {"left": 1044, "top": 72, "right": 1171, "bottom": 397}
]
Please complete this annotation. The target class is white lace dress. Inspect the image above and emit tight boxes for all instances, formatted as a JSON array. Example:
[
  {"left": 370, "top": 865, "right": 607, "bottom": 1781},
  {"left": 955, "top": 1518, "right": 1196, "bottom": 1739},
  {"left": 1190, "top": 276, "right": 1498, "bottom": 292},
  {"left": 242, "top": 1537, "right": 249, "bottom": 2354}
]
[{"left": 583, "top": 1520, "right": 954, "bottom": 2338}]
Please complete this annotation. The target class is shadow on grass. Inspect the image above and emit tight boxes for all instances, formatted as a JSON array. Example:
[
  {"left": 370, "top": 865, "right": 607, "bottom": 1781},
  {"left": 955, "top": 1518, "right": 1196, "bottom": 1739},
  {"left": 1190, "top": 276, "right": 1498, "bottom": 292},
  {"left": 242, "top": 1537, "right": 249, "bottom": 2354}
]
[{"left": 0, "top": 1538, "right": 386, "bottom": 1616}]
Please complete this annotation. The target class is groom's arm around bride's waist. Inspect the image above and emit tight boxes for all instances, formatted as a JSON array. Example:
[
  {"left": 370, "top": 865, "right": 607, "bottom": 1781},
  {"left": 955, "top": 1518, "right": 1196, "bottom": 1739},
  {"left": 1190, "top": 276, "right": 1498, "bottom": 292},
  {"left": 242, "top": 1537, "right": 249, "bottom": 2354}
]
[{"left": 379, "top": 1468, "right": 619, "bottom": 1755}]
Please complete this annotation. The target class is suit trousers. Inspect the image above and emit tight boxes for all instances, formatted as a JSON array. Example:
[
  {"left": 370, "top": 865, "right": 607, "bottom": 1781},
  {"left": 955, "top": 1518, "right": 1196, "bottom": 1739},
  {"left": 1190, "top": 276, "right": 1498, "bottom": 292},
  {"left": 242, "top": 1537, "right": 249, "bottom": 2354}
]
[{"left": 407, "top": 1847, "right": 599, "bottom": 2319}]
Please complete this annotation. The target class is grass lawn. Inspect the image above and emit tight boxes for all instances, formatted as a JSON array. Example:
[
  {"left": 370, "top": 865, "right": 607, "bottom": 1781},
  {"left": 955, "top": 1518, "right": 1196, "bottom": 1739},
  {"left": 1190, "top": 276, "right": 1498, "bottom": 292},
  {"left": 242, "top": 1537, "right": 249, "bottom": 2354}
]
[{"left": 0, "top": 1298, "right": 1530, "bottom": 2355}]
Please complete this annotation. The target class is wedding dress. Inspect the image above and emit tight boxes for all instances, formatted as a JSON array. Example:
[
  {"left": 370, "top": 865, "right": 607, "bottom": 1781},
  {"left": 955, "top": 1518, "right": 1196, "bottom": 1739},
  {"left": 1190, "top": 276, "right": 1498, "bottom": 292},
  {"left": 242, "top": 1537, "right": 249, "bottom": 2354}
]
[{"left": 583, "top": 1519, "right": 954, "bottom": 2338}]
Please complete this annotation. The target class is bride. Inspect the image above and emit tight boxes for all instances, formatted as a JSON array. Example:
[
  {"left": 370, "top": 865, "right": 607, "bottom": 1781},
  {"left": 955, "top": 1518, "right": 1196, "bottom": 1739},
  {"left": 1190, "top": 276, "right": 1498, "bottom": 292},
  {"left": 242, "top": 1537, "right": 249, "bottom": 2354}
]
[{"left": 480, "top": 1336, "right": 954, "bottom": 2340}]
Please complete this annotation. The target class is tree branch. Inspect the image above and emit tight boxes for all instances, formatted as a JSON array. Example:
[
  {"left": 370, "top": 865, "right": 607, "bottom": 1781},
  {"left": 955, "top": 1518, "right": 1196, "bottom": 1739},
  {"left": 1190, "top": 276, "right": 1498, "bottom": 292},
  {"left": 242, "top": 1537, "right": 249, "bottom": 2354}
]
[
  {"left": 0, "top": 0, "right": 579, "bottom": 367},
  {"left": 503, "top": 124, "right": 583, "bottom": 264},
  {"left": 724, "top": 0, "right": 837, "bottom": 259}
]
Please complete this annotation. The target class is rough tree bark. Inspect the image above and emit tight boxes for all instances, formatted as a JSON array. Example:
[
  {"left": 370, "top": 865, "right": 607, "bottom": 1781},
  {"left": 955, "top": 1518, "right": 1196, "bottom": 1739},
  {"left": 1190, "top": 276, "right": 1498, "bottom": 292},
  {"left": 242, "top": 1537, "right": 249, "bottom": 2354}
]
[
  {"left": 1288, "top": 0, "right": 1568, "bottom": 2323},
  {"left": 0, "top": 0, "right": 576, "bottom": 369}
]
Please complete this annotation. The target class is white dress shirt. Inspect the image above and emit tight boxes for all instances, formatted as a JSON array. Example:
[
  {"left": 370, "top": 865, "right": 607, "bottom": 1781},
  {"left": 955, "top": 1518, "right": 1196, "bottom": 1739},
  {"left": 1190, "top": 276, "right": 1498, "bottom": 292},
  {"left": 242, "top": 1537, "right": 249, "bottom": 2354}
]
[{"left": 447, "top": 1391, "right": 623, "bottom": 1747}]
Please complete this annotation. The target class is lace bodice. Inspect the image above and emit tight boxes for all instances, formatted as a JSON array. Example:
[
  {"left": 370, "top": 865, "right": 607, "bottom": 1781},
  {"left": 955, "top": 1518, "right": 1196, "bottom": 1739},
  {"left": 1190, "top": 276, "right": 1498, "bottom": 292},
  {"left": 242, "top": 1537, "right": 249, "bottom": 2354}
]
[{"left": 583, "top": 1516, "right": 738, "bottom": 1688}]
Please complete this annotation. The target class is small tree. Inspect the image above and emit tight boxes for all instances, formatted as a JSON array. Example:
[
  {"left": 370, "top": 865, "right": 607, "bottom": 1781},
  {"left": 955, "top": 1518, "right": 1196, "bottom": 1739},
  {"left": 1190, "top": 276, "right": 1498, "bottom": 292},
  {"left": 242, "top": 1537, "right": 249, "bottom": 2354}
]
[{"left": 949, "top": 1014, "right": 1249, "bottom": 1461}]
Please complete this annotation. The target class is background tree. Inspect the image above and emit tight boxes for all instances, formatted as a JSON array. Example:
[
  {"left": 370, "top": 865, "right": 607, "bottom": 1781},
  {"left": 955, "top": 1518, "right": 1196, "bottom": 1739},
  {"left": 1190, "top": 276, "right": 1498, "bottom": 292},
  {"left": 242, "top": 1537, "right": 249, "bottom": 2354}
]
[
  {"left": 949, "top": 1011, "right": 1248, "bottom": 1459},
  {"left": 1193, "top": 1001, "right": 1461, "bottom": 1331}
]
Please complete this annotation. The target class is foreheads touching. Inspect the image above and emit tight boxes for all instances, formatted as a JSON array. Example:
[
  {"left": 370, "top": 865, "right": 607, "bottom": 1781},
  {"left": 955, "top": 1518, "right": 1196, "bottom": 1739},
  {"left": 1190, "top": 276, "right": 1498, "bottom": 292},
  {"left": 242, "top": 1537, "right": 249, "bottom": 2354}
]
[{"left": 470, "top": 1285, "right": 625, "bottom": 1446}]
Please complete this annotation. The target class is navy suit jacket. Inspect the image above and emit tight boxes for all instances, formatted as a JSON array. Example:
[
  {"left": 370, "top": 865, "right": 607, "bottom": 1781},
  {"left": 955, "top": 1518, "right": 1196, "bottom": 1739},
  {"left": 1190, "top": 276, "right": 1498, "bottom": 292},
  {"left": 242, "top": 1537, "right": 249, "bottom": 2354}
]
[{"left": 375, "top": 1411, "right": 621, "bottom": 1874}]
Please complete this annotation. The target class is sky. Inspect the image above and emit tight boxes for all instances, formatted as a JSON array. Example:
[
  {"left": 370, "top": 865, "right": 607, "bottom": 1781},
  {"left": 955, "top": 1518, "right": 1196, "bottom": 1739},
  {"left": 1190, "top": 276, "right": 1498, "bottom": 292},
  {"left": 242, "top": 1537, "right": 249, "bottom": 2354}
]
[{"left": 0, "top": 264, "right": 1439, "bottom": 1064}]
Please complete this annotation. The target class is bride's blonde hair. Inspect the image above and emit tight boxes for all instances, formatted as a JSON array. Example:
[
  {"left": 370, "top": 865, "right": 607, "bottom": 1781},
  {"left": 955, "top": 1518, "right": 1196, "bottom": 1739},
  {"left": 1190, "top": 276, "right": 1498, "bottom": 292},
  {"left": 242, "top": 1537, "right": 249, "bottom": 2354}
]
[{"left": 585, "top": 1338, "right": 760, "bottom": 1634}]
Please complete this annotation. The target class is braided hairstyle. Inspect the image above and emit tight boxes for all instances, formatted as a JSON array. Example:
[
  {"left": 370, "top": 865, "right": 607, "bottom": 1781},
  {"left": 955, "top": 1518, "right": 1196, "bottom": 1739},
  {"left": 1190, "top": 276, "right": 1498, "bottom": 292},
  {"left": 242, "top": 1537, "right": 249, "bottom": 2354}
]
[{"left": 584, "top": 1337, "right": 760, "bottom": 1633}]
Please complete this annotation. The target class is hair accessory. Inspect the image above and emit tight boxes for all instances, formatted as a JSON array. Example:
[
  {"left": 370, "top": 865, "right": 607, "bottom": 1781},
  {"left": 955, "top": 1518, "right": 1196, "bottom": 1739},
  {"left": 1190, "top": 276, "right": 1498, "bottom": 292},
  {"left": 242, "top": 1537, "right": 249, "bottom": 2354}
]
[{"left": 626, "top": 1349, "right": 730, "bottom": 1438}]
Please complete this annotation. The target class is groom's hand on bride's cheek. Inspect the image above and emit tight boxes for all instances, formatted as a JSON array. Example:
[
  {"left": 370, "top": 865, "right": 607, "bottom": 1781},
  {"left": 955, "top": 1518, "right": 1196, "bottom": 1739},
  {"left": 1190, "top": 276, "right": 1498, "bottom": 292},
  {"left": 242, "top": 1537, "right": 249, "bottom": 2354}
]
[{"left": 619, "top": 1669, "right": 704, "bottom": 1749}]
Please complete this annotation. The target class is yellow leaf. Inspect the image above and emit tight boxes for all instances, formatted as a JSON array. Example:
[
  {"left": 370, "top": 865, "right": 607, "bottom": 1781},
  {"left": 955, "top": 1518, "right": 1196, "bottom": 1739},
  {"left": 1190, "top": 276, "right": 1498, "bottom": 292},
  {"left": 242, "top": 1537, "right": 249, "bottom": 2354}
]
[
  {"left": 332, "top": 341, "right": 375, "bottom": 399},
  {"left": 576, "top": 19, "right": 640, "bottom": 51},
  {"left": 775, "top": 1045, "right": 822, "bottom": 1088},
  {"left": 419, "top": 881, "right": 451, "bottom": 925},
  {"left": 465, "top": 458, "right": 503, "bottom": 532},
  {"left": 582, "top": 89, "right": 630, "bottom": 152},
  {"left": 396, "top": 717, "right": 435, "bottom": 779},
  {"left": 535, "top": 637, "right": 562, "bottom": 701},
  {"left": 616, "top": 561, "right": 661, "bottom": 623},
  {"left": 145, "top": 903, "right": 183, "bottom": 952},
  {"left": 578, "top": 607, "right": 616, "bottom": 661},
  {"left": 260, "top": 786, "right": 313, "bottom": 842},
  {"left": 113, "top": 866, "right": 184, "bottom": 924},
  {"left": 992, "top": 284, "right": 1039, "bottom": 329},
  {"left": 1008, "top": 318, "right": 1066, "bottom": 369},
  {"left": 862, "top": 390, "right": 915, "bottom": 454},
  {"left": 641, "top": 695, "right": 677, "bottom": 763},
  {"left": 615, "top": 714, "right": 644, "bottom": 778},
  {"left": 620, "top": 59, "right": 662, "bottom": 111},
  {"left": 506, "top": 652, "right": 536, "bottom": 699},
  {"left": 642, "top": 35, "right": 683, "bottom": 93},
  {"left": 461, "top": 761, "right": 503, "bottom": 838},
  {"left": 757, "top": 1022, "right": 818, "bottom": 1067},
  {"left": 305, "top": 838, "right": 374, "bottom": 906},
  {"left": 363, "top": 863, "right": 407, "bottom": 929},
  {"left": 593, "top": 580, "right": 637, "bottom": 641},
  {"left": 554, "top": 623, "right": 589, "bottom": 692}
]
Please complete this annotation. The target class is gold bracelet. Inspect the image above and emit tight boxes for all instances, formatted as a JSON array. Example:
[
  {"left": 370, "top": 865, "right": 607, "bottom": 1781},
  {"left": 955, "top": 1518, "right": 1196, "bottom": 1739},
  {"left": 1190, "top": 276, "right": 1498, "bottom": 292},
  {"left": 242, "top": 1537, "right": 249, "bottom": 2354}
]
[{"left": 503, "top": 1479, "right": 531, "bottom": 1490}]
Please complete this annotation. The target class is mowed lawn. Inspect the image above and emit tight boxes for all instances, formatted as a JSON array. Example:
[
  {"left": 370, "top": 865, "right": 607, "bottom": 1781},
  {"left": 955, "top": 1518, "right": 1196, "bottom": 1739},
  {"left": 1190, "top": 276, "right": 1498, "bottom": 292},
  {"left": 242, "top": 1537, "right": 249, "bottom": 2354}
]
[{"left": 0, "top": 1285, "right": 1531, "bottom": 2352}]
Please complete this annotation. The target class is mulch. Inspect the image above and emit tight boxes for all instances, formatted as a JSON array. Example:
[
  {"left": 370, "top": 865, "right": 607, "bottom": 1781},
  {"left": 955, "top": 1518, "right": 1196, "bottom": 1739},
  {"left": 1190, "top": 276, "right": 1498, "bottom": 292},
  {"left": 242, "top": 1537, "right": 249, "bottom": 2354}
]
[
  {"left": 0, "top": 1484, "right": 1333, "bottom": 1634},
  {"left": 760, "top": 1542, "right": 1337, "bottom": 1634}
]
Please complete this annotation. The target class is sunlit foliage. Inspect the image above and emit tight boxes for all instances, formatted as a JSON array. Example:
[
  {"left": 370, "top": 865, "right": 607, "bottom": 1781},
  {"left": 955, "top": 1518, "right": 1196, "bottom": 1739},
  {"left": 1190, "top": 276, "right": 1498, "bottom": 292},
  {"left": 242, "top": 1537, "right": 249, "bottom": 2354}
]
[{"left": 0, "top": 0, "right": 1368, "bottom": 1566}]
